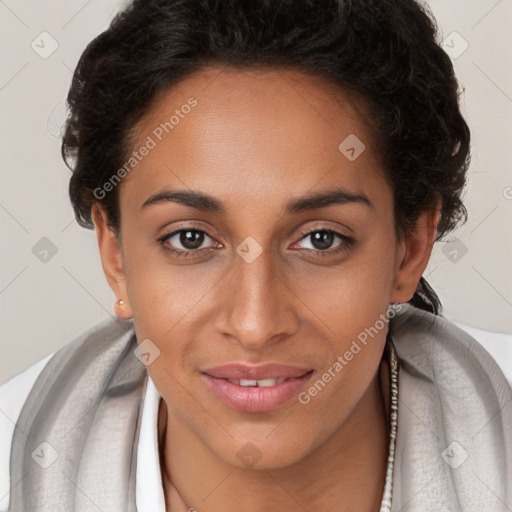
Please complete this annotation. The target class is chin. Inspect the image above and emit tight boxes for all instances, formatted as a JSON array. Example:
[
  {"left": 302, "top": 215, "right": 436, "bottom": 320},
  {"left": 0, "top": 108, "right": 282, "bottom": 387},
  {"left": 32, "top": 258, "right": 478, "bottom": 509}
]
[{"left": 210, "top": 430, "right": 318, "bottom": 471}]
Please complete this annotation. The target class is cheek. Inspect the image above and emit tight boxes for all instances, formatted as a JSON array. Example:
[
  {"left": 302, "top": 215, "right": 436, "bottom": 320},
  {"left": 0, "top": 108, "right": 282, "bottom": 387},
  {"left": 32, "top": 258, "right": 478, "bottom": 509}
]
[
  {"left": 121, "top": 246, "right": 223, "bottom": 375},
  {"left": 292, "top": 232, "right": 397, "bottom": 326},
  {"left": 120, "top": 228, "right": 210, "bottom": 322},
  {"left": 287, "top": 232, "right": 396, "bottom": 412},
  {"left": 292, "top": 250, "right": 395, "bottom": 441},
  {"left": 347, "top": 228, "right": 398, "bottom": 309}
]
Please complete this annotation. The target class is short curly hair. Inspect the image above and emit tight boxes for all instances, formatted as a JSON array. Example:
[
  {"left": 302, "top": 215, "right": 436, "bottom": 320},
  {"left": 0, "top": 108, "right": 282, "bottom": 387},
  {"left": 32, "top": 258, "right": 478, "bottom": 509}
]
[{"left": 62, "top": 0, "right": 471, "bottom": 315}]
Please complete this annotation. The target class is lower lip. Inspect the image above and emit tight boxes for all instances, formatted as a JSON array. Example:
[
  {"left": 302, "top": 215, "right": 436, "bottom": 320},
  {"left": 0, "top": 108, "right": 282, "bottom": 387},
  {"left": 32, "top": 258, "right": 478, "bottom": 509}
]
[{"left": 201, "top": 371, "right": 314, "bottom": 413}]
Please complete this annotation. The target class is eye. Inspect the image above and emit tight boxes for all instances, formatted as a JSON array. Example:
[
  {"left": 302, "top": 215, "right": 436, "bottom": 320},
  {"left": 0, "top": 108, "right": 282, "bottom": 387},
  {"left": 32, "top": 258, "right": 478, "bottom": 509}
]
[
  {"left": 292, "top": 228, "right": 354, "bottom": 256},
  {"left": 157, "top": 226, "right": 354, "bottom": 260},
  {"left": 158, "top": 228, "right": 219, "bottom": 257}
]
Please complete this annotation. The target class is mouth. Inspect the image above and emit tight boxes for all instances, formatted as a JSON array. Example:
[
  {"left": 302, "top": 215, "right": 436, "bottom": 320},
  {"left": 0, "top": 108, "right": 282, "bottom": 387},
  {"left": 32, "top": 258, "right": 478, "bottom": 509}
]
[{"left": 200, "top": 364, "right": 314, "bottom": 413}]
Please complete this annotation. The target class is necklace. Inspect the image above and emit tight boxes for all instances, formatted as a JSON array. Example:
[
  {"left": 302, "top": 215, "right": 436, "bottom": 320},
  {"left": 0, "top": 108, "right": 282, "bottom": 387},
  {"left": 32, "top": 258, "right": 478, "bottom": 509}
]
[{"left": 378, "top": 337, "right": 399, "bottom": 512}]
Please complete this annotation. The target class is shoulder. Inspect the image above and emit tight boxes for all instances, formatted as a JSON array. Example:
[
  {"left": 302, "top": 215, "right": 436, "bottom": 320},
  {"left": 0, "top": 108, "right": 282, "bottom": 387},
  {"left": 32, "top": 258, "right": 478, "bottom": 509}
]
[
  {"left": 451, "top": 320, "right": 512, "bottom": 388},
  {"left": 0, "top": 316, "right": 135, "bottom": 511},
  {"left": 389, "top": 305, "right": 512, "bottom": 508},
  {"left": 0, "top": 353, "right": 55, "bottom": 511},
  {"left": 390, "top": 303, "right": 512, "bottom": 397}
]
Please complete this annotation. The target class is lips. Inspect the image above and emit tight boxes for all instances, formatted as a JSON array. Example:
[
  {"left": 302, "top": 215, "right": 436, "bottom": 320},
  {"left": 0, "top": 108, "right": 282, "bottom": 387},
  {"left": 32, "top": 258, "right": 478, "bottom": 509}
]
[
  {"left": 201, "top": 362, "right": 312, "bottom": 381},
  {"left": 201, "top": 362, "right": 314, "bottom": 413}
]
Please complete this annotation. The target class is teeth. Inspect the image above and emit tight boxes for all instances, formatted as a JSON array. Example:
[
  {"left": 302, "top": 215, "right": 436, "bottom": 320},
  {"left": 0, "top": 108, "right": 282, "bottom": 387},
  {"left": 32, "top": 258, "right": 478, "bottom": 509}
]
[
  {"left": 227, "top": 378, "right": 286, "bottom": 387},
  {"left": 239, "top": 379, "right": 258, "bottom": 386},
  {"left": 257, "top": 378, "right": 278, "bottom": 387}
]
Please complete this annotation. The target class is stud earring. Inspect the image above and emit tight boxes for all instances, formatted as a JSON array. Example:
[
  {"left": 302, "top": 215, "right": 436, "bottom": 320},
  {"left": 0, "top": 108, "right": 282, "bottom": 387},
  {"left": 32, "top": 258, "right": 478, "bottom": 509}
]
[{"left": 117, "top": 299, "right": 126, "bottom": 305}]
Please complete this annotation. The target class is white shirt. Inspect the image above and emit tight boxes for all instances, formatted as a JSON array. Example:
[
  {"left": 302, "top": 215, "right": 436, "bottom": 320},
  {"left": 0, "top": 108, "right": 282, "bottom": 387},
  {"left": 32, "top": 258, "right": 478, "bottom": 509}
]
[{"left": 1, "top": 322, "right": 511, "bottom": 511}]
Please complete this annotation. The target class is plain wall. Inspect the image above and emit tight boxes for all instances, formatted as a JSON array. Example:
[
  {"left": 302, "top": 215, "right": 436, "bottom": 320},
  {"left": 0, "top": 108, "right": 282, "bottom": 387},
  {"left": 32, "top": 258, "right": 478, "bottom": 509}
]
[{"left": 1, "top": 0, "right": 511, "bottom": 385}]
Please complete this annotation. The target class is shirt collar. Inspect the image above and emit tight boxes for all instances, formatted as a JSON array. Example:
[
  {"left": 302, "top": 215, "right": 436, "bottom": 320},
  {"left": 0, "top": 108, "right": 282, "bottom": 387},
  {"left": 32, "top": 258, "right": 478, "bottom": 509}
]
[{"left": 136, "top": 373, "right": 166, "bottom": 512}]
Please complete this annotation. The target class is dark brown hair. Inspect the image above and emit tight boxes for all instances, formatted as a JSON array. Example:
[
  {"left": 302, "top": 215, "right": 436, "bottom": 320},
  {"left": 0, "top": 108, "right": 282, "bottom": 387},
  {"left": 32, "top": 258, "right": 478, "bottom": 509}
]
[{"left": 62, "top": 0, "right": 471, "bottom": 314}]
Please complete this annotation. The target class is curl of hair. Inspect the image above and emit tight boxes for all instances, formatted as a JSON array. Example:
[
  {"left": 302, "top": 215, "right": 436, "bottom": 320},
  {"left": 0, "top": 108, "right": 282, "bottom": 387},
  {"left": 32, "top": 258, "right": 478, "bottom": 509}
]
[{"left": 62, "top": 0, "right": 471, "bottom": 315}]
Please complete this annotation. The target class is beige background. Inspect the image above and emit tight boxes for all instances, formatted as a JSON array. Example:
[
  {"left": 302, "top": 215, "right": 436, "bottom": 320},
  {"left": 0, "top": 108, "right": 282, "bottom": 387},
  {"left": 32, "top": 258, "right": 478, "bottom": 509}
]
[{"left": 1, "top": 0, "right": 511, "bottom": 385}]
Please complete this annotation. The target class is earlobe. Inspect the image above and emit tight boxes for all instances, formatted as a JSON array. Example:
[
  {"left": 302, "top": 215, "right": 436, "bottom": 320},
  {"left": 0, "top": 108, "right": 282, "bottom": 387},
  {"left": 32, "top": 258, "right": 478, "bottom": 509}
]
[
  {"left": 91, "top": 203, "right": 133, "bottom": 319},
  {"left": 391, "top": 207, "right": 441, "bottom": 303}
]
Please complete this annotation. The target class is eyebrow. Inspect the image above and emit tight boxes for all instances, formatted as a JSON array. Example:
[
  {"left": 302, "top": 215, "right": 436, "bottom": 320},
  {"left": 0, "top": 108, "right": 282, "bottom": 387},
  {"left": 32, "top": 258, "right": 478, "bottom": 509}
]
[{"left": 141, "top": 187, "right": 372, "bottom": 215}]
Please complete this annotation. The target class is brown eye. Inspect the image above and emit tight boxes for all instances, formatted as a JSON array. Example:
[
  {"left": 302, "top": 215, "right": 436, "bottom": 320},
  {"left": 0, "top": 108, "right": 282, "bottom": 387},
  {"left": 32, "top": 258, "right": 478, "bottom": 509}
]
[
  {"left": 296, "top": 229, "right": 349, "bottom": 251},
  {"left": 158, "top": 228, "right": 217, "bottom": 256},
  {"left": 305, "top": 231, "right": 337, "bottom": 250},
  {"left": 289, "top": 227, "right": 356, "bottom": 259}
]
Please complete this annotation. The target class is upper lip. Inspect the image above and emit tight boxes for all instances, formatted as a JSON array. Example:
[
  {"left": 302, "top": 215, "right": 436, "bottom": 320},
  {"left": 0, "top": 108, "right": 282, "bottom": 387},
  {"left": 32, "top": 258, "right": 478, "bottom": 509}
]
[{"left": 201, "top": 363, "right": 313, "bottom": 380}]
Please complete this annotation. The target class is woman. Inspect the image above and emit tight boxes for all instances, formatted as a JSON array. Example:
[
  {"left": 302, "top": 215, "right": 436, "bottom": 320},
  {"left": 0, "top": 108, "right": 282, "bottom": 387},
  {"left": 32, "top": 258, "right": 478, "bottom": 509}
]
[{"left": 1, "top": 0, "right": 511, "bottom": 510}]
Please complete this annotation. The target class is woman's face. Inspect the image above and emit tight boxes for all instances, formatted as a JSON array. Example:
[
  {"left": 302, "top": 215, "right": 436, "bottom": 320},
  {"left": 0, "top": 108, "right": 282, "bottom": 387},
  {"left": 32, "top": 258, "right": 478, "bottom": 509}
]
[{"left": 94, "top": 66, "right": 435, "bottom": 469}]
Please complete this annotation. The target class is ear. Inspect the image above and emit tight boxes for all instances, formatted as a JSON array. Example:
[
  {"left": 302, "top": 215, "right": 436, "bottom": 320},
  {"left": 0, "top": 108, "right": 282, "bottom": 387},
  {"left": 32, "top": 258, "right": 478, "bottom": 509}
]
[
  {"left": 390, "top": 205, "right": 441, "bottom": 303},
  {"left": 91, "top": 203, "right": 133, "bottom": 319}
]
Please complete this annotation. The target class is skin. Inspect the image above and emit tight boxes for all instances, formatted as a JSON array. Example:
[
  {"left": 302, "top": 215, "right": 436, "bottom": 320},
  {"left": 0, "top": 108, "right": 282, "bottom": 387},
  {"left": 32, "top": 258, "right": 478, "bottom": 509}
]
[{"left": 92, "top": 66, "right": 440, "bottom": 511}]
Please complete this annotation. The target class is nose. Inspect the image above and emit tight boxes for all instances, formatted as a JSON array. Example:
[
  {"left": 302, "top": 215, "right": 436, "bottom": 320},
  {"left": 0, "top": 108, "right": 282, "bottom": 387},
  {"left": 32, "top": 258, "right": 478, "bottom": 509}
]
[{"left": 215, "top": 248, "right": 300, "bottom": 351}]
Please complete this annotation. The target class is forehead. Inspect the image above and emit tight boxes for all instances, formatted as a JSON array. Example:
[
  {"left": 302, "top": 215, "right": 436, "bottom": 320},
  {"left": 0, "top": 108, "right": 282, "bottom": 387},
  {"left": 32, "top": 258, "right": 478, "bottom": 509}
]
[
  {"left": 138, "top": 65, "right": 367, "bottom": 122},
  {"left": 121, "top": 66, "right": 389, "bottom": 212}
]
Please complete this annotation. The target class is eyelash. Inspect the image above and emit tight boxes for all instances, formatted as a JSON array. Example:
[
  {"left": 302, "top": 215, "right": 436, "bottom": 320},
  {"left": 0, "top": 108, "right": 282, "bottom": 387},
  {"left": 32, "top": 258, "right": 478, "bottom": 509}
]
[{"left": 157, "top": 227, "right": 354, "bottom": 259}]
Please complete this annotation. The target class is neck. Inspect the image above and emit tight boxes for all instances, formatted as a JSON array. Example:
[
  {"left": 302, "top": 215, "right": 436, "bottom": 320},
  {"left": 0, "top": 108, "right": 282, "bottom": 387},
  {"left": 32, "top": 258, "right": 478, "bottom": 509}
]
[{"left": 158, "top": 357, "right": 391, "bottom": 512}]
